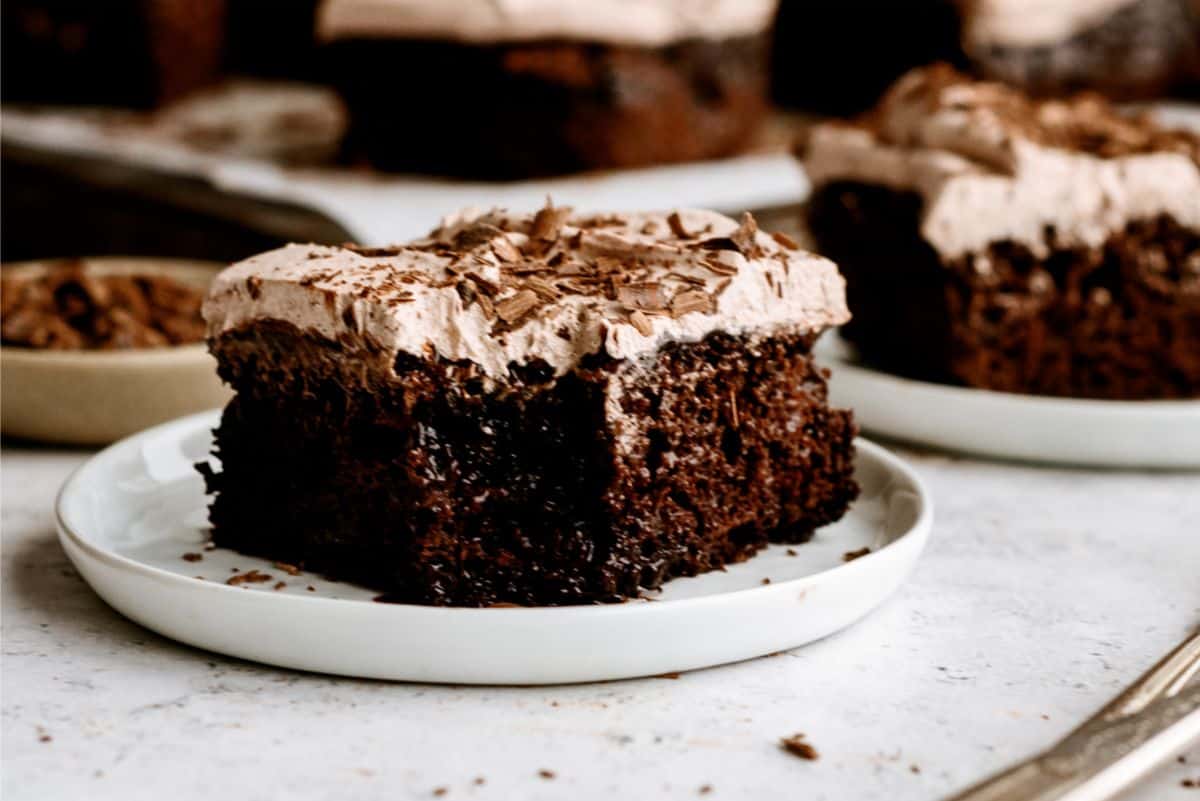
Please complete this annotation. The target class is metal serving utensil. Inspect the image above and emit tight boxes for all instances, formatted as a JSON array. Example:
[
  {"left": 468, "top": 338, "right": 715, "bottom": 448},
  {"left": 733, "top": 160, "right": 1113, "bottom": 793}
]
[{"left": 945, "top": 629, "right": 1200, "bottom": 801}]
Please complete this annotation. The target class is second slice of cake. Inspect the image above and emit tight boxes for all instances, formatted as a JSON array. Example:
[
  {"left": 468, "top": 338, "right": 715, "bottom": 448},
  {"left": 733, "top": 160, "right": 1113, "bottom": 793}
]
[
  {"left": 201, "top": 205, "right": 858, "bottom": 606},
  {"left": 804, "top": 64, "right": 1200, "bottom": 399}
]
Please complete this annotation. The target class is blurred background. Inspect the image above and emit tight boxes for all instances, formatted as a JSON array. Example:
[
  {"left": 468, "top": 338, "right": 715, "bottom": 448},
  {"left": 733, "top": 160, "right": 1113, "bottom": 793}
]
[{"left": 2, "top": 0, "right": 1199, "bottom": 262}]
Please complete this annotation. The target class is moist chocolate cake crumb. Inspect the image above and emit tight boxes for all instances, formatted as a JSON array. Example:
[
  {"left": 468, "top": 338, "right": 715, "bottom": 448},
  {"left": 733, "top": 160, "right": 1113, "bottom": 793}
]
[
  {"left": 780, "top": 733, "right": 819, "bottom": 761},
  {"left": 273, "top": 582, "right": 287, "bottom": 591},
  {"left": 910, "top": 764, "right": 921, "bottom": 774},
  {"left": 538, "top": 770, "right": 556, "bottom": 780},
  {"left": 432, "top": 787, "right": 448, "bottom": 797},
  {"left": 473, "top": 777, "right": 486, "bottom": 786},
  {"left": 181, "top": 552, "right": 203, "bottom": 563},
  {"left": 226, "top": 569, "right": 272, "bottom": 587},
  {"left": 699, "top": 785, "right": 713, "bottom": 795},
  {"left": 1183, "top": 778, "right": 1197, "bottom": 789},
  {"left": 205, "top": 327, "right": 856, "bottom": 605},
  {"left": 273, "top": 561, "right": 303, "bottom": 576},
  {"left": 761, "top": 578, "right": 772, "bottom": 584},
  {"left": 786, "top": 549, "right": 798, "bottom": 556},
  {"left": 843, "top": 547, "right": 871, "bottom": 562},
  {"left": 306, "top": 586, "right": 316, "bottom": 592},
  {"left": 808, "top": 185, "right": 1200, "bottom": 399}
]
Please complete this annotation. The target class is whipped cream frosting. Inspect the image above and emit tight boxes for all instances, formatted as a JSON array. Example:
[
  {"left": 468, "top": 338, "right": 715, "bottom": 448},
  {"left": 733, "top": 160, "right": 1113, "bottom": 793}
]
[
  {"left": 804, "top": 66, "right": 1200, "bottom": 259},
  {"left": 205, "top": 207, "right": 848, "bottom": 382},
  {"left": 316, "top": 0, "right": 778, "bottom": 46},
  {"left": 962, "top": 0, "right": 1140, "bottom": 47}
]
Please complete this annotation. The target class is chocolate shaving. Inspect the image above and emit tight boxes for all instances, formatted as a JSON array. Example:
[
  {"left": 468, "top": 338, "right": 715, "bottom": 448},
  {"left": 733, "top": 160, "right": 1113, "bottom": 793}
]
[
  {"left": 341, "top": 244, "right": 407, "bottom": 257},
  {"left": 464, "top": 272, "right": 500, "bottom": 297},
  {"left": 698, "top": 236, "right": 739, "bottom": 253},
  {"left": 667, "top": 211, "right": 692, "bottom": 239},
  {"left": 780, "top": 734, "right": 819, "bottom": 761},
  {"left": 671, "top": 289, "right": 714, "bottom": 317},
  {"left": 530, "top": 202, "right": 573, "bottom": 242},
  {"left": 701, "top": 257, "right": 739, "bottom": 277},
  {"left": 731, "top": 213, "right": 760, "bottom": 254},
  {"left": 454, "top": 223, "right": 505, "bottom": 249},
  {"left": 617, "top": 282, "right": 669, "bottom": 311},
  {"left": 524, "top": 277, "right": 561, "bottom": 302},
  {"left": 629, "top": 310, "right": 654, "bottom": 337},
  {"left": 491, "top": 235, "right": 522, "bottom": 263},
  {"left": 771, "top": 231, "right": 800, "bottom": 250},
  {"left": 495, "top": 289, "right": 540, "bottom": 324},
  {"left": 226, "top": 570, "right": 273, "bottom": 586}
]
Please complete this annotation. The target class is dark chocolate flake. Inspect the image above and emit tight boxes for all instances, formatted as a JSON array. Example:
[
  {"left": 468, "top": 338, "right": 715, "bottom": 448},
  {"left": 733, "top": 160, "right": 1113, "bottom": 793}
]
[
  {"left": 495, "top": 289, "right": 540, "bottom": 324},
  {"left": 671, "top": 289, "right": 714, "bottom": 317},
  {"left": 771, "top": 231, "right": 801, "bottom": 250},
  {"left": 667, "top": 211, "right": 693, "bottom": 239},
  {"left": 629, "top": 310, "right": 654, "bottom": 337},
  {"left": 530, "top": 202, "right": 573, "bottom": 242},
  {"left": 617, "top": 282, "right": 669, "bottom": 311}
]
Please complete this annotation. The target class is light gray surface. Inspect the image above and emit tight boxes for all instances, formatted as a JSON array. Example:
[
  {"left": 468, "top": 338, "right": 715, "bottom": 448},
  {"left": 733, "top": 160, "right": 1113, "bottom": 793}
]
[{"left": 3, "top": 443, "right": 1198, "bottom": 800}]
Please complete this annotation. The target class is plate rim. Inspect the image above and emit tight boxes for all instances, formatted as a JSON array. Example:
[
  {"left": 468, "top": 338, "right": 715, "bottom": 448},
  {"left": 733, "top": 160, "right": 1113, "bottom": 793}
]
[
  {"left": 55, "top": 409, "right": 934, "bottom": 618},
  {"left": 818, "top": 333, "right": 1200, "bottom": 415}
]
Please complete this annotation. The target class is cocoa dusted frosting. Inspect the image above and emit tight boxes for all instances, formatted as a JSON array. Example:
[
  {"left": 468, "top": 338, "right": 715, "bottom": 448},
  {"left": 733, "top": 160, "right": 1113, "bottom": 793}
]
[
  {"left": 803, "top": 65, "right": 1200, "bottom": 259},
  {"left": 204, "top": 206, "right": 849, "bottom": 381},
  {"left": 315, "top": 0, "right": 778, "bottom": 46}
]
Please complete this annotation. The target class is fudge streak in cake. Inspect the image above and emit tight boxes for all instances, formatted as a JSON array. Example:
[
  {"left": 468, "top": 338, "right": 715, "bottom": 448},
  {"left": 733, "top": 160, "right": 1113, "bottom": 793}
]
[
  {"left": 317, "top": 0, "right": 778, "bottom": 178},
  {"left": 803, "top": 64, "right": 1200, "bottom": 400},
  {"left": 200, "top": 205, "right": 858, "bottom": 606}
]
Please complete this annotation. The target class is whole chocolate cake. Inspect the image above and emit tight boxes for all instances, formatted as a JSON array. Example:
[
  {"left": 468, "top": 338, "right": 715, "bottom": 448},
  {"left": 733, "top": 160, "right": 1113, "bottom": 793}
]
[
  {"left": 803, "top": 65, "right": 1200, "bottom": 400},
  {"left": 317, "top": 0, "right": 777, "bottom": 177},
  {"left": 200, "top": 205, "right": 858, "bottom": 606}
]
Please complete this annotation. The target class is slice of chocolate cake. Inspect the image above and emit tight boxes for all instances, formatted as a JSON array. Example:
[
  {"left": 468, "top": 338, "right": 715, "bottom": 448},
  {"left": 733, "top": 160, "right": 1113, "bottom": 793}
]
[
  {"left": 803, "top": 64, "right": 1200, "bottom": 400},
  {"left": 317, "top": 0, "right": 777, "bottom": 178},
  {"left": 200, "top": 206, "right": 858, "bottom": 606}
]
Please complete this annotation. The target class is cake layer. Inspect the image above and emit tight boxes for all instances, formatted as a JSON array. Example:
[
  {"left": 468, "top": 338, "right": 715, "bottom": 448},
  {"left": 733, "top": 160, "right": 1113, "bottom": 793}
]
[
  {"left": 316, "top": 0, "right": 778, "bottom": 47},
  {"left": 325, "top": 35, "right": 770, "bottom": 177},
  {"left": 809, "top": 181, "right": 1200, "bottom": 399},
  {"left": 204, "top": 207, "right": 849, "bottom": 381},
  {"left": 803, "top": 65, "right": 1200, "bottom": 258},
  {"left": 203, "top": 323, "right": 858, "bottom": 606}
]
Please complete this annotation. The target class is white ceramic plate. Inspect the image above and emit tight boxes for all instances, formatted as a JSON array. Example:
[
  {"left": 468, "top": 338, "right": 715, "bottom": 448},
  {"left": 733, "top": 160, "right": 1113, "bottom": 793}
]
[
  {"left": 56, "top": 410, "right": 932, "bottom": 685},
  {"left": 817, "top": 334, "right": 1200, "bottom": 470}
]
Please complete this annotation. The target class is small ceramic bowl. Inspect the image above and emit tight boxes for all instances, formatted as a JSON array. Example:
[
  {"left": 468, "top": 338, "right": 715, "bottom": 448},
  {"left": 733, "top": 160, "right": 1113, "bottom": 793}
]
[{"left": 1, "top": 257, "right": 232, "bottom": 446}]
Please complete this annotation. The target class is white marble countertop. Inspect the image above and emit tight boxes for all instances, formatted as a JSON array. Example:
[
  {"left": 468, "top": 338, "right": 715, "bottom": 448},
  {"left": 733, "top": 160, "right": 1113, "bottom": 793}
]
[{"left": 3, "top": 440, "right": 1198, "bottom": 801}]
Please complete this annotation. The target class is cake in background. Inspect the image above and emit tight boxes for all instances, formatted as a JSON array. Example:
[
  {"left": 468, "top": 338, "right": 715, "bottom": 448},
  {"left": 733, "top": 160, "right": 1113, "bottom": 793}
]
[
  {"left": 224, "top": 0, "right": 323, "bottom": 81},
  {"left": 802, "top": 65, "right": 1200, "bottom": 400},
  {"left": 200, "top": 204, "right": 858, "bottom": 606},
  {"left": 1, "top": 0, "right": 227, "bottom": 107},
  {"left": 960, "top": 0, "right": 1200, "bottom": 100},
  {"left": 319, "top": 0, "right": 778, "bottom": 178},
  {"left": 770, "top": 0, "right": 964, "bottom": 116}
]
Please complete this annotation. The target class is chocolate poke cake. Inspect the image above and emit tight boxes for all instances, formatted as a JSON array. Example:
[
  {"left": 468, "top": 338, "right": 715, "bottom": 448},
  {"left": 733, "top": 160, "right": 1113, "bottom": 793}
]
[
  {"left": 200, "top": 205, "right": 858, "bottom": 606},
  {"left": 960, "top": 0, "right": 1200, "bottom": 100},
  {"left": 318, "top": 0, "right": 777, "bottom": 178},
  {"left": 804, "top": 65, "right": 1200, "bottom": 399}
]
